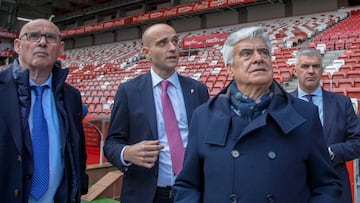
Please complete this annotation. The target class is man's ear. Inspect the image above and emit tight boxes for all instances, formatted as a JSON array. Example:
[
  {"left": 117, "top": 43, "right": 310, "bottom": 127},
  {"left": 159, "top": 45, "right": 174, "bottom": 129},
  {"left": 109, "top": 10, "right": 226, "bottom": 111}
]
[
  {"left": 57, "top": 41, "right": 65, "bottom": 57},
  {"left": 142, "top": 46, "right": 150, "bottom": 60},
  {"left": 14, "top": 39, "right": 21, "bottom": 55},
  {"left": 293, "top": 68, "right": 298, "bottom": 77},
  {"left": 226, "top": 63, "right": 233, "bottom": 77}
]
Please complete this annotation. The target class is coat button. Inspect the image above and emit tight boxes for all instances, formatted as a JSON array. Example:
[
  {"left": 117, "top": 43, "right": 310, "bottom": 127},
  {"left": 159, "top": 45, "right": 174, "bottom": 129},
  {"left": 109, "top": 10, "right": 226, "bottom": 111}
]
[
  {"left": 14, "top": 189, "right": 19, "bottom": 197},
  {"left": 267, "top": 151, "right": 276, "bottom": 160},
  {"left": 229, "top": 194, "right": 238, "bottom": 203},
  {"left": 231, "top": 150, "right": 240, "bottom": 158},
  {"left": 17, "top": 155, "right": 22, "bottom": 162},
  {"left": 267, "top": 194, "right": 275, "bottom": 203}
]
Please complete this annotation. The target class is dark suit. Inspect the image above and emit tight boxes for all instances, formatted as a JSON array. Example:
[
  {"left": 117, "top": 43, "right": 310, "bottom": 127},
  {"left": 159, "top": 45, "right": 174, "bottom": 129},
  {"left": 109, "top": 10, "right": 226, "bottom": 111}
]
[
  {"left": 290, "top": 88, "right": 360, "bottom": 203},
  {"left": 174, "top": 81, "right": 342, "bottom": 203},
  {"left": 0, "top": 61, "right": 88, "bottom": 203},
  {"left": 104, "top": 71, "right": 209, "bottom": 203}
]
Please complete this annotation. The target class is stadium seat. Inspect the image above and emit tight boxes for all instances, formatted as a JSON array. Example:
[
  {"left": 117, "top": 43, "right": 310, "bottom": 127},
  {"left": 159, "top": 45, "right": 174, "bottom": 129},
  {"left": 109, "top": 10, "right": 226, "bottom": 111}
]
[
  {"left": 332, "top": 72, "right": 346, "bottom": 79},
  {"left": 347, "top": 88, "right": 360, "bottom": 98},
  {"left": 354, "top": 79, "right": 360, "bottom": 88},
  {"left": 339, "top": 65, "right": 353, "bottom": 73},
  {"left": 321, "top": 80, "right": 334, "bottom": 91},
  {"left": 347, "top": 71, "right": 360, "bottom": 79},
  {"left": 321, "top": 72, "right": 331, "bottom": 80},
  {"left": 332, "top": 87, "right": 347, "bottom": 96},
  {"left": 337, "top": 79, "right": 354, "bottom": 89}
]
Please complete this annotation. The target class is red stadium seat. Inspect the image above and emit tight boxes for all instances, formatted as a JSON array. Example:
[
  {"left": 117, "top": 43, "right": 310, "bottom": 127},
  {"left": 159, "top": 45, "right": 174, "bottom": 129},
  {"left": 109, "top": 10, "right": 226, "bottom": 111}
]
[
  {"left": 332, "top": 87, "right": 347, "bottom": 96},
  {"left": 347, "top": 88, "right": 360, "bottom": 98},
  {"left": 347, "top": 71, "right": 360, "bottom": 79},
  {"left": 337, "top": 79, "right": 354, "bottom": 89},
  {"left": 332, "top": 72, "right": 346, "bottom": 80}
]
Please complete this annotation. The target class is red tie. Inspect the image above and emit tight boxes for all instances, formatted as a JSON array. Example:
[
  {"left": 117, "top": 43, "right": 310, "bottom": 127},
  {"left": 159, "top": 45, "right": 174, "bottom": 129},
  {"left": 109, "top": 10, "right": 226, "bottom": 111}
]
[{"left": 161, "top": 80, "right": 185, "bottom": 175}]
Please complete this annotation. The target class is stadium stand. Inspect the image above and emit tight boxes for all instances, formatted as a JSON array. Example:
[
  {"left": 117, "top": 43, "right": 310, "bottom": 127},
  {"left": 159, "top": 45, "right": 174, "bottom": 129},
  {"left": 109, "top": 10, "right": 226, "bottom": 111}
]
[
  {"left": 58, "top": 9, "right": 357, "bottom": 115},
  {"left": 2, "top": 1, "right": 360, "bottom": 201}
]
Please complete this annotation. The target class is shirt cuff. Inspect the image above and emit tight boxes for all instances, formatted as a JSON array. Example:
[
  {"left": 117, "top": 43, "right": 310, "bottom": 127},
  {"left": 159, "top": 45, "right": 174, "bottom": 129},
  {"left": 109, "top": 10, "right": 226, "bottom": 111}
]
[{"left": 121, "top": 145, "right": 132, "bottom": 166}]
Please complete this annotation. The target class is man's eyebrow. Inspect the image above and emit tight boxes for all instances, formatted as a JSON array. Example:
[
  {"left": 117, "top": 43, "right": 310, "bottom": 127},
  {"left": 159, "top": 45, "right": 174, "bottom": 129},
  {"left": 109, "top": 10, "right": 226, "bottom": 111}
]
[
  {"left": 301, "top": 63, "right": 321, "bottom": 67},
  {"left": 155, "top": 37, "right": 168, "bottom": 43}
]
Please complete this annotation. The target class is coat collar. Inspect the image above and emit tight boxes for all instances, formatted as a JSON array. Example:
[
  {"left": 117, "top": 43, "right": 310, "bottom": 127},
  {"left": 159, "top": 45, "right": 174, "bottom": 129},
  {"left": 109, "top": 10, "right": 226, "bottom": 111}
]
[
  {"left": 204, "top": 81, "right": 306, "bottom": 145},
  {"left": 0, "top": 60, "right": 70, "bottom": 156}
]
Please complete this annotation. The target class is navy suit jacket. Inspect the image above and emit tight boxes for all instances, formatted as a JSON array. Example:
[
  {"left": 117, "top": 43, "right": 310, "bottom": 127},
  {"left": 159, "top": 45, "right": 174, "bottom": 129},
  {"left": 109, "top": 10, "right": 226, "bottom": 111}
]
[
  {"left": 290, "top": 88, "right": 360, "bottom": 203},
  {"left": 174, "top": 81, "right": 342, "bottom": 203},
  {"left": 0, "top": 64, "right": 88, "bottom": 203},
  {"left": 104, "top": 71, "right": 209, "bottom": 203}
]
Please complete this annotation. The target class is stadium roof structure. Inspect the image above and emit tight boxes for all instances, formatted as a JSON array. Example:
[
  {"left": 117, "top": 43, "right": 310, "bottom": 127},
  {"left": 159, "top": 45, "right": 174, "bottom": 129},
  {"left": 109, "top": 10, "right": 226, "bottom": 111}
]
[{"left": 0, "top": 0, "right": 283, "bottom": 32}]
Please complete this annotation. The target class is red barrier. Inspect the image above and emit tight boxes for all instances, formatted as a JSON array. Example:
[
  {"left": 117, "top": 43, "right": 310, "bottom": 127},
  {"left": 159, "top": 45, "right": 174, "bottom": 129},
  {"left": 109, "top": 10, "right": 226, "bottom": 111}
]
[
  {"left": 0, "top": 30, "right": 17, "bottom": 39},
  {"left": 61, "top": 0, "right": 255, "bottom": 37}
]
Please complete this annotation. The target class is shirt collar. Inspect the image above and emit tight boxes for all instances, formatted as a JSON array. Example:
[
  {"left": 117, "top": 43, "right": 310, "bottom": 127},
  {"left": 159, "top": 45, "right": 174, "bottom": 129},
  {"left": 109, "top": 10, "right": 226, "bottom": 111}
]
[
  {"left": 298, "top": 85, "right": 322, "bottom": 98},
  {"left": 29, "top": 73, "right": 53, "bottom": 88},
  {"left": 150, "top": 68, "right": 180, "bottom": 89}
]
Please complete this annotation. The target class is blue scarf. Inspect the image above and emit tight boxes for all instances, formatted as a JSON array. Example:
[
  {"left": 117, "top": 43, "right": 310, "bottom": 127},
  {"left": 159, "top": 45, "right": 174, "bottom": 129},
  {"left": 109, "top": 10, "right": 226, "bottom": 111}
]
[{"left": 230, "top": 81, "right": 273, "bottom": 122}]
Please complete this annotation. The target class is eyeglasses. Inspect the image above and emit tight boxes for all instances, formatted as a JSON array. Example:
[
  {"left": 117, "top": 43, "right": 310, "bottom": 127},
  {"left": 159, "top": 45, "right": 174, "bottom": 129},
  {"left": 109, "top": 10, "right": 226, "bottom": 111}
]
[{"left": 19, "top": 32, "right": 62, "bottom": 43}]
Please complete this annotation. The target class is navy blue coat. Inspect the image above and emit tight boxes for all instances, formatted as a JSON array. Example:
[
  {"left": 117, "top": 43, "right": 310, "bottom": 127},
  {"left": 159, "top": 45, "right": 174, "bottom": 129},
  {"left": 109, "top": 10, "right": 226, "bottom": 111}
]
[
  {"left": 0, "top": 61, "right": 88, "bottom": 203},
  {"left": 103, "top": 71, "right": 209, "bottom": 203},
  {"left": 174, "top": 81, "right": 342, "bottom": 203},
  {"left": 290, "top": 88, "right": 360, "bottom": 203}
]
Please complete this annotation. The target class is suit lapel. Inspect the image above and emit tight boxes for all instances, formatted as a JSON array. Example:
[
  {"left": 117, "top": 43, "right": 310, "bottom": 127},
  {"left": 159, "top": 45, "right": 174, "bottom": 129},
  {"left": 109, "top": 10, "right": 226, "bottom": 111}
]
[
  {"left": 179, "top": 76, "right": 195, "bottom": 125},
  {"left": 322, "top": 90, "right": 334, "bottom": 140},
  {"left": 0, "top": 72, "right": 24, "bottom": 154},
  {"left": 140, "top": 73, "right": 158, "bottom": 139}
]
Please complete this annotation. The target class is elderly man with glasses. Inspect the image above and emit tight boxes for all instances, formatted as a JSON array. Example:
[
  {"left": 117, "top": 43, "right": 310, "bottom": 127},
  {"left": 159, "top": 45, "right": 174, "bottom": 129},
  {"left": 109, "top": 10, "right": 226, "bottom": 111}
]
[{"left": 0, "top": 18, "right": 88, "bottom": 203}]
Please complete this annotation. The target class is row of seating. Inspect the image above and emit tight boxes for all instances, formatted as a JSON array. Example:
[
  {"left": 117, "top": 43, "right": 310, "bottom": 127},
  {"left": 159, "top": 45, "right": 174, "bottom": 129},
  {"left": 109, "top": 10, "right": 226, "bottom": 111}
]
[
  {"left": 321, "top": 78, "right": 360, "bottom": 89},
  {"left": 312, "top": 10, "right": 360, "bottom": 50},
  {"left": 62, "top": 9, "right": 360, "bottom": 116},
  {"left": 73, "top": 9, "right": 360, "bottom": 165},
  {"left": 62, "top": 10, "right": 349, "bottom": 70}
]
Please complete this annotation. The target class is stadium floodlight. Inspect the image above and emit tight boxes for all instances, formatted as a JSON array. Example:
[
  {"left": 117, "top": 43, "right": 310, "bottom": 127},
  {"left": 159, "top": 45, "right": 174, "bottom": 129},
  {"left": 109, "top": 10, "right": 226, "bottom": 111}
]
[
  {"left": 16, "top": 17, "right": 33, "bottom": 22},
  {"left": 49, "top": 15, "right": 55, "bottom": 21}
]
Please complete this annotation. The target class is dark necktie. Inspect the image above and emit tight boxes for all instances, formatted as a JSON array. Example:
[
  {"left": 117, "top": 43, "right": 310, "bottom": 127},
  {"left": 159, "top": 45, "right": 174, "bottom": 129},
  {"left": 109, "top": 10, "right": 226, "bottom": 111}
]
[
  {"left": 304, "top": 94, "right": 314, "bottom": 103},
  {"left": 160, "top": 80, "right": 184, "bottom": 175},
  {"left": 30, "top": 86, "right": 49, "bottom": 200}
]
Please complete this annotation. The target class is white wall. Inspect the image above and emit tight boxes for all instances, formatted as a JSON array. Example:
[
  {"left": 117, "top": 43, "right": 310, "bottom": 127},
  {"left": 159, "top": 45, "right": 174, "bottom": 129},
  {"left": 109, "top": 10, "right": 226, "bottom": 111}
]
[
  {"left": 292, "top": 0, "right": 338, "bottom": 16},
  {"left": 117, "top": 27, "right": 139, "bottom": 41},
  {"left": 247, "top": 3, "right": 285, "bottom": 22},
  {"left": 94, "top": 32, "right": 114, "bottom": 45},
  {"left": 172, "top": 16, "right": 202, "bottom": 33},
  {"left": 206, "top": 10, "right": 238, "bottom": 28},
  {"left": 74, "top": 35, "right": 93, "bottom": 48}
]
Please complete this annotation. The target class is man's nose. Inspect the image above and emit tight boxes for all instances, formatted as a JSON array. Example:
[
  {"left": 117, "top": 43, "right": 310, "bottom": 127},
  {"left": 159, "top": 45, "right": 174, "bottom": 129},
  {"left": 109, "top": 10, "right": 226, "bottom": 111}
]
[
  {"left": 308, "top": 66, "right": 315, "bottom": 72},
  {"left": 253, "top": 50, "right": 263, "bottom": 61},
  {"left": 169, "top": 42, "right": 177, "bottom": 51},
  {"left": 38, "top": 35, "right": 47, "bottom": 44}
]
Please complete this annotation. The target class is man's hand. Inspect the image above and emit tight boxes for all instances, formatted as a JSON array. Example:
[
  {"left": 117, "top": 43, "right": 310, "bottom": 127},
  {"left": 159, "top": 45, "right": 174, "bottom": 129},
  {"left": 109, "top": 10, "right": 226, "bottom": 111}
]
[{"left": 124, "top": 140, "right": 164, "bottom": 168}]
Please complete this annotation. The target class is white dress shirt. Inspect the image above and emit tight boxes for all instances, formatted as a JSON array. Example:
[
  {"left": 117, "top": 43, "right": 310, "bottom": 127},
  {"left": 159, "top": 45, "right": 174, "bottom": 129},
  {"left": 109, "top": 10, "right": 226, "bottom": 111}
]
[
  {"left": 151, "top": 69, "right": 188, "bottom": 187},
  {"left": 120, "top": 69, "right": 189, "bottom": 187},
  {"left": 297, "top": 86, "right": 324, "bottom": 126}
]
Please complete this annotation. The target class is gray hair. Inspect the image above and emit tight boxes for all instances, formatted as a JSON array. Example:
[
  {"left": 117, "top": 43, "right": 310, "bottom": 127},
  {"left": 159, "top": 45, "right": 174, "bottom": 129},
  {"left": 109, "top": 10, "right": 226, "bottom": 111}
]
[
  {"left": 295, "top": 48, "right": 322, "bottom": 66},
  {"left": 222, "top": 26, "right": 272, "bottom": 66}
]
